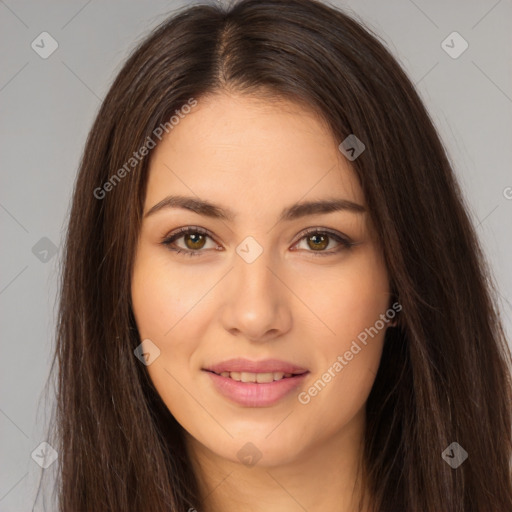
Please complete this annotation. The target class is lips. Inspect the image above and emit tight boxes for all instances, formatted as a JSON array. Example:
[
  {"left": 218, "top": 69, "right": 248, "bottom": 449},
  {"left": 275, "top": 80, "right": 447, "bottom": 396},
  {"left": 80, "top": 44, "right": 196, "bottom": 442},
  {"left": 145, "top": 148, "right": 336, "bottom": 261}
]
[
  {"left": 204, "top": 368, "right": 309, "bottom": 407},
  {"left": 202, "top": 358, "right": 310, "bottom": 406}
]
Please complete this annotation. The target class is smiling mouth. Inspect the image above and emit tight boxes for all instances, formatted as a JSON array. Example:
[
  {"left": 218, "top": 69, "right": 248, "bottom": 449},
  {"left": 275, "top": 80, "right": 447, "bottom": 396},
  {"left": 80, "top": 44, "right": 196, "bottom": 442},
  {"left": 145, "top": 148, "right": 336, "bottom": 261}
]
[{"left": 205, "top": 370, "right": 308, "bottom": 383}]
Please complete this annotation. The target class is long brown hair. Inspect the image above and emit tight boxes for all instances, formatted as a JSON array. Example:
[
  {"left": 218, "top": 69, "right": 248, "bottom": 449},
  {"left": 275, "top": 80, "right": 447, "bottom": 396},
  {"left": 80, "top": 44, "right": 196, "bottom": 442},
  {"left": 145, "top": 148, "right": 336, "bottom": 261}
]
[{"left": 38, "top": 0, "right": 512, "bottom": 510}]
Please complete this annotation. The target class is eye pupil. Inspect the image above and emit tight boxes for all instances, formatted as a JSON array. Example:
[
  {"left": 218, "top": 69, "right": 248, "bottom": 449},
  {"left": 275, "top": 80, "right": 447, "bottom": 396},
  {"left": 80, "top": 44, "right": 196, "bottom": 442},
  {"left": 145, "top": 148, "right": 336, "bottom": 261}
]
[
  {"left": 185, "top": 233, "right": 206, "bottom": 250},
  {"left": 308, "top": 234, "right": 328, "bottom": 251}
]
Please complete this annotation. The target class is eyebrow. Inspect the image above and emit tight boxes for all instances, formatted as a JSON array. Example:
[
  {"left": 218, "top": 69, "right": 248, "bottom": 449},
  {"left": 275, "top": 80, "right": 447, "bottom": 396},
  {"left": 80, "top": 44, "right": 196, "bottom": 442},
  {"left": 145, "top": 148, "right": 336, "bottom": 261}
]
[{"left": 144, "top": 194, "right": 366, "bottom": 222}]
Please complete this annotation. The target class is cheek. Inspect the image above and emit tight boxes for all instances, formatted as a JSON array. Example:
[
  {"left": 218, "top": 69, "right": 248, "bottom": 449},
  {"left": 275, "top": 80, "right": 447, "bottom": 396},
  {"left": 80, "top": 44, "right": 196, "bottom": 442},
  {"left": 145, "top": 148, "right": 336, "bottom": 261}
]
[
  {"left": 131, "top": 250, "right": 208, "bottom": 422},
  {"left": 131, "top": 245, "right": 207, "bottom": 340},
  {"left": 299, "top": 246, "right": 390, "bottom": 345},
  {"left": 130, "top": 246, "right": 203, "bottom": 371},
  {"left": 296, "top": 309, "right": 388, "bottom": 448},
  {"left": 295, "top": 248, "right": 390, "bottom": 419}
]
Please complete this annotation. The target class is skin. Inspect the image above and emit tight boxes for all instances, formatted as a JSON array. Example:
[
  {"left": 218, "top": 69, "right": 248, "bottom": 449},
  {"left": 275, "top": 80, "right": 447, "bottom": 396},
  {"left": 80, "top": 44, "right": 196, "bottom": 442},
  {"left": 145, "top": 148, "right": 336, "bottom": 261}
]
[{"left": 131, "top": 92, "right": 393, "bottom": 512}]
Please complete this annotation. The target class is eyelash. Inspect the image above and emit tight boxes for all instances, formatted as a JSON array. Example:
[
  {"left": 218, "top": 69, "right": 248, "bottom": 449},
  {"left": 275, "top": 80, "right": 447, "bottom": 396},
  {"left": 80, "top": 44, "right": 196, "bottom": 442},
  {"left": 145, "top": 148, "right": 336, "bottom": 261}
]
[{"left": 160, "top": 226, "right": 356, "bottom": 258}]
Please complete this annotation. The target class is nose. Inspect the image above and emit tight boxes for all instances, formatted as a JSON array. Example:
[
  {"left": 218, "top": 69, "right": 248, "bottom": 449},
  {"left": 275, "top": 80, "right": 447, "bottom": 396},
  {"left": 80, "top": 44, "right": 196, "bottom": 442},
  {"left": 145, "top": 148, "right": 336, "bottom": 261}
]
[{"left": 219, "top": 247, "right": 293, "bottom": 343}]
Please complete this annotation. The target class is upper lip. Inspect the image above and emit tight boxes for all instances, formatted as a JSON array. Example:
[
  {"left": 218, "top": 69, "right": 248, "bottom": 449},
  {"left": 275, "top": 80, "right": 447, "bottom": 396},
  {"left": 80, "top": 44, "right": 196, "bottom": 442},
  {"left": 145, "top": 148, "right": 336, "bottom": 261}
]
[{"left": 203, "top": 358, "right": 309, "bottom": 375}]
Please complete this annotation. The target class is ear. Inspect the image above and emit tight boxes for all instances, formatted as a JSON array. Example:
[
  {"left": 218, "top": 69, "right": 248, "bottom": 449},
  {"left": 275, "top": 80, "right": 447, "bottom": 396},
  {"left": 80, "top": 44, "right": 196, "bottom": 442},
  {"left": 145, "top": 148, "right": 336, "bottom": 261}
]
[{"left": 386, "top": 287, "right": 401, "bottom": 328}]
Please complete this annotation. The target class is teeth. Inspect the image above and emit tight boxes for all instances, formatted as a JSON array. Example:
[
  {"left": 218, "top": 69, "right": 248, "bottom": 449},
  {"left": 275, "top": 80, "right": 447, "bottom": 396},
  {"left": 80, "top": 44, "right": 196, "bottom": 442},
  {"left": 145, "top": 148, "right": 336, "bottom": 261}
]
[
  {"left": 256, "top": 372, "right": 275, "bottom": 383},
  {"left": 218, "top": 371, "right": 296, "bottom": 382},
  {"left": 241, "top": 372, "right": 256, "bottom": 383}
]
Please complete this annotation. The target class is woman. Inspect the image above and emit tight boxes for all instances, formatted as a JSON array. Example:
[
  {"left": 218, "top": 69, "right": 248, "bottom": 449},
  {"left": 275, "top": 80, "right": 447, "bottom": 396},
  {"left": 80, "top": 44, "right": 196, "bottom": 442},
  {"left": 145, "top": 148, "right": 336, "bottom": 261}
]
[{"left": 40, "top": 0, "right": 512, "bottom": 510}]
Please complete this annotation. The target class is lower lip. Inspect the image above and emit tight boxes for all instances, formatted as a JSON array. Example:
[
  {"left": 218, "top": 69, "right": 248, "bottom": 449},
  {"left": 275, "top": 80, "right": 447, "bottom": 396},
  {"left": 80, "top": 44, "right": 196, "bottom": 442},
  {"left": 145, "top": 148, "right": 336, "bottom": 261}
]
[{"left": 204, "top": 371, "right": 309, "bottom": 407}]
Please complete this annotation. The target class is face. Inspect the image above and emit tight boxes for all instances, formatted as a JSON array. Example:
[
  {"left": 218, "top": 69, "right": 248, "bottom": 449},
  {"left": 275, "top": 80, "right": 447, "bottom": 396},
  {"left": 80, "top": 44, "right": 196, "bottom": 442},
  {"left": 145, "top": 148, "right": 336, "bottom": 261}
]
[{"left": 131, "top": 92, "right": 392, "bottom": 468}]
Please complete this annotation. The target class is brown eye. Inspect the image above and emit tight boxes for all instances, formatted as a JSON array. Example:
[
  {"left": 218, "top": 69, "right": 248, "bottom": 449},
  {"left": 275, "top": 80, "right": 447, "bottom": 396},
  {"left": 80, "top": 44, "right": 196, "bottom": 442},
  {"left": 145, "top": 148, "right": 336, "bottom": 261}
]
[
  {"left": 293, "top": 229, "right": 355, "bottom": 256},
  {"left": 306, "top": 233, "right": 329, "bottom": 251},
  {"left": 183, "top": 232, "right": 207, "bottom": 250},
  {"left": 161, "top": 226, "right": 217, "bottom": 257}
]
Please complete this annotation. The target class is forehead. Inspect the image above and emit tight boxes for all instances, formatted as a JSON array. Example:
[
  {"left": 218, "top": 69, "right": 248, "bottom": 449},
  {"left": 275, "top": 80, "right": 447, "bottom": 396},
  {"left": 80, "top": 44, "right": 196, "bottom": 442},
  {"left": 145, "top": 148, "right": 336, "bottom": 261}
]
[{"left": 144, "top": 92, "right": 365, "bottom": 218}]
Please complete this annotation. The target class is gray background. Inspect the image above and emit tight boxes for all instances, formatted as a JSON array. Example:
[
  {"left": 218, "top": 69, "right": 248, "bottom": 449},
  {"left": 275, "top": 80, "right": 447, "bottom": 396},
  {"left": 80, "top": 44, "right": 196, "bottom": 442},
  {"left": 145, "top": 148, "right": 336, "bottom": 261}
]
[{"left": 1, "top": 0, "right": 511, "bottom": 510}]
